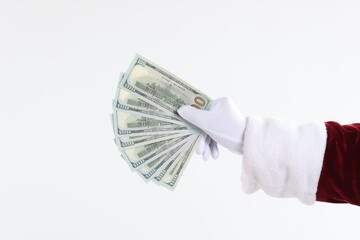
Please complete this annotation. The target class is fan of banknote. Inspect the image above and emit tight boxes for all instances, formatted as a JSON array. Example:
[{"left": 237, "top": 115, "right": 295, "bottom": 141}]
[{"left": 111, "top": 55, "right": 213, "bottom": 190}]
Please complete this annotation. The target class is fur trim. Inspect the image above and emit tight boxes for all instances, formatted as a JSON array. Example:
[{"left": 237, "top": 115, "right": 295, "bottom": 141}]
[{"left": 241, "top": 116, "right": 327, "bottom": 205}]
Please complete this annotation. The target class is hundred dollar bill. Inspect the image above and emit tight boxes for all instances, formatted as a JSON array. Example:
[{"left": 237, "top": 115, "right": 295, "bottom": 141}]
[
  {"left": 122, "top": 138, "right": 173, "bottom": 163},
  {"left": 136, "top": 143, "right": 185, "bottom": 181},
  {"left": 110, "top": 111, "right": 188, "bottom": 137},
  {"left": 158, "top": 136, "right": 199, "bottom": 190},
  {"left": 111, "top": 112, "right": 193, "bottom": 137},
  {"left": 120, "top": 54, "right": 213, "bottom": 115},
  {"left": 114, "top": 125, "right": 191, "bottom": 137},
  {"left": 115, "top": 133, "right": 179, "bottom": 145},
  {"left": 151, "top": 138, "right": 194, "bottom": 184},
  {"left": 115, "top": 73, "right": 161, "bottom": 112},
  {"left": 115, "top": 110, "right": 182, "bottom": 130},
  {"left": 114, "top": 75, "right": 184, "bottom": 122},
  {"left": 114, "top": 103, "right": 186, "bottom": 126},
  {"left": 114, "top": 132, "right": 190, "bottom": 150},
  {"left": 114, "top": 87, "right": 160, "bottom": 112},
  {"left": 124, "top": 135, "right": 191, "bottom": 169}
]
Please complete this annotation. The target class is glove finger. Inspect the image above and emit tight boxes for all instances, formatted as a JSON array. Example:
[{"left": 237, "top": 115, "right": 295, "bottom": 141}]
[
  {"left": 203, "top": 143, "right": 211, "bottom": 161},
  {"left": 196, "top": 133, "right": 207, "bottom": 155},
  {"left": 209, "top": 139, "right": 219, "bottom": 159},
  {"left": 202, "top": 135, "right": 212, "bottom": 161},
  {"left": 177, "top": 105, "right": 212, "bottom": 130}
]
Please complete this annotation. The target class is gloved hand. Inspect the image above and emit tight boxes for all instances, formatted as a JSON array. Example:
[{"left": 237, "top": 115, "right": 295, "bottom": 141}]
[{"left": 177, "top": 97, "right": 246, "bottom": 160}]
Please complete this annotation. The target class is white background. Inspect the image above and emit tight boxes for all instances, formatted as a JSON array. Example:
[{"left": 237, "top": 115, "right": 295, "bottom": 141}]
[{"left": 1, "top": 1, "right": 360, "bottom": 239}]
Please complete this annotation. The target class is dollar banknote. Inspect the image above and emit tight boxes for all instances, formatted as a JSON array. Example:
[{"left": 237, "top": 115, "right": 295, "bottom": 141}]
[
  {"left": 112, "top": 55, "right": 213, "bottom": 190},
  {"left": 137, "top": 143, "right": 185, "bottom": 181},
  {"left": 152, "top": 138, "right": 194, "bottom": 183},
  {"left": 120, "top": 55, "right": 212, "bottom": 115},
  {"left": 114, "top": 133, "right": 189, "bottom": 150},
  {"left": 114, "top": 103, "right": 185, "bottom": 126},
  {"left": 156, "top": 137, "right": 199, "bottom": 190},
  {"left": 122, "top": 134, "right": 191, "bottom": 169},
  {"left": 115, "top": 110, "right": 181, "bottom": 130},
  {"left": 111, "top": 112, "right": 193, "bottom": 137},
  {"left": 114, "top": 74, "right": 184, "bottom": 122}
]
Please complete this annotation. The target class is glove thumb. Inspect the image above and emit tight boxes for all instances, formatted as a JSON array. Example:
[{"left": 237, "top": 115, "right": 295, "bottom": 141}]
[{"left": 177, "top": 105, "right": 211, "bottom": 130}]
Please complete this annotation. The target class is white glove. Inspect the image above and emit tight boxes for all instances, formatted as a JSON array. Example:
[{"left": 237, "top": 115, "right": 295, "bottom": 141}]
[
  {"left": 195, "top": 133, "right": 219, "bottom": 161},
  {"left": 177, "top": 97, "right": 246, "bottom": 160}
]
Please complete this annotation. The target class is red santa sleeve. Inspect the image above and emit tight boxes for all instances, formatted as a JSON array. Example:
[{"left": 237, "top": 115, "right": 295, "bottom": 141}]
[
  {"left": 240, "top": 117, "right": 360, "bottom": 206},
  {"left": 316, "top": 121, "right": 360, "bottom": 206}
]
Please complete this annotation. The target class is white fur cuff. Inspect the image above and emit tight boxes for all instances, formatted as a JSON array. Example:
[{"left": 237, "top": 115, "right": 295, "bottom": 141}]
[{"left": 241, "top": 116, "right": 327, "bottom": 205}]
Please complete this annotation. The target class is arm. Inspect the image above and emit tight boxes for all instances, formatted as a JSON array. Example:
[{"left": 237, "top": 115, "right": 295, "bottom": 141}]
[
  {"left": 178, "top": 98, "right": 360, "bottom": 206},
  {"left": 316, "top": 122, "right": 360, "bottom": 206}
]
